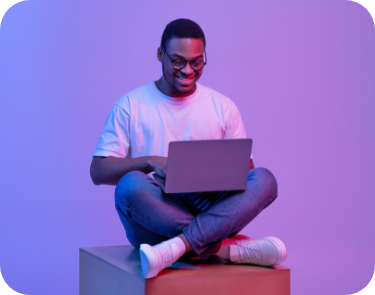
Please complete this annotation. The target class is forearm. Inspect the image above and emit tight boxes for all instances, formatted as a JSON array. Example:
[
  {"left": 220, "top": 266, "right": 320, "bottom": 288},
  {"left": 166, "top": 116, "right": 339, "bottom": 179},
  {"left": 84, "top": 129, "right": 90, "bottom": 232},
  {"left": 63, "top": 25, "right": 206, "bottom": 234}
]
[
  {"left": 90, "top": 156, "right": 153, "bottom": 186},
  {"left": 249, "top": 158, "right": 255, "bottom": 170}
]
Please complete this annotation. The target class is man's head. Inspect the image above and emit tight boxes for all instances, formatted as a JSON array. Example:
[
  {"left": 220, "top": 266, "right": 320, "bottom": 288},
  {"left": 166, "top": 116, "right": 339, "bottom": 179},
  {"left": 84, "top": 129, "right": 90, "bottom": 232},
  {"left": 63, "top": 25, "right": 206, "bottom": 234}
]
[
  {"left": 161, "top": 19, "right": 206, "bottom": 50},
  {"left": 156, "top": 19, "right": 206, "bottom": 97}
]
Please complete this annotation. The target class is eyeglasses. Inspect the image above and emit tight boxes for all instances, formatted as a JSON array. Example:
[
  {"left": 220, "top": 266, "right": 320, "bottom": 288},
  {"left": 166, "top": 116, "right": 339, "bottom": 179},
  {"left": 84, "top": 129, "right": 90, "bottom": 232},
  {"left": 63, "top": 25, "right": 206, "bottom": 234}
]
[{"left": 162, "top": 47, "right": 207, "bottom": 71}]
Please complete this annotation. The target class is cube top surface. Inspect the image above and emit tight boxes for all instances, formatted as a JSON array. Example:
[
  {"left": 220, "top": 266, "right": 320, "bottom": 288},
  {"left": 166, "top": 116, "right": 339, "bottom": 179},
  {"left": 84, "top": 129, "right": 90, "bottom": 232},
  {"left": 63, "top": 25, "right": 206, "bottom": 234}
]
[{"left": 80, "top": 245, "right": 290, "bottom": 281}]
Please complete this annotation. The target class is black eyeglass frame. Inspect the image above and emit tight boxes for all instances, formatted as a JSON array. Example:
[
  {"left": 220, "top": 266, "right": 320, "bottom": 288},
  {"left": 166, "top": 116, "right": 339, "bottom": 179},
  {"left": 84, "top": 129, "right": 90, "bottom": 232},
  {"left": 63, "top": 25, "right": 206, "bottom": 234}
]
[{"left": 162, "top": 47, "right": 207, "bottom": 71}]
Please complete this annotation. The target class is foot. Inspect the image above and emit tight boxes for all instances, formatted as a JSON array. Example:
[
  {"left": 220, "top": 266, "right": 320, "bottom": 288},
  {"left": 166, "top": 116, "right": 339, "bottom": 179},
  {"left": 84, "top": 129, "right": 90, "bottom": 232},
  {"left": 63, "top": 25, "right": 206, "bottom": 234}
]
[
  {"left": 139, "top": 242, "right": 178, "bottom": 279},
  {"left": 229, "top": 237, "right": 287, "bottom": 266}
]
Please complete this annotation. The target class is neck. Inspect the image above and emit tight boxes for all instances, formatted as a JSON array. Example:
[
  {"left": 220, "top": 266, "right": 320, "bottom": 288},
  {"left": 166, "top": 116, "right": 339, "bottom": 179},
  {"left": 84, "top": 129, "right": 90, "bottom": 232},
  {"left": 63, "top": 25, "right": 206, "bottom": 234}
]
[{"left": 155, "top": 77, "right": 196, "bottom": 98}]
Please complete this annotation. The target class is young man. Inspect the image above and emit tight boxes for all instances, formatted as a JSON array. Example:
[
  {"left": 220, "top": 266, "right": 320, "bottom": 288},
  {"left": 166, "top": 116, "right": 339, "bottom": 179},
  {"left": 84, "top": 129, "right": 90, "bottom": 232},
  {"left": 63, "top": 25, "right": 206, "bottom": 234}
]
[{"left": 90, "top": 19, "right": 287, "bottom": 279}]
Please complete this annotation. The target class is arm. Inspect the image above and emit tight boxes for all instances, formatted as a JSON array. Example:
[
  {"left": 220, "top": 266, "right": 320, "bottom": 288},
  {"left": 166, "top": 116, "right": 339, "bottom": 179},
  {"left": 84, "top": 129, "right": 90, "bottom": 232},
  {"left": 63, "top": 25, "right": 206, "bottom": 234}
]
[
  {"left": 221, "top": 102, "right": 254, "bottom": 171},
  {"left": 249, "top": 158, "right": 255, "bottom": 170},
  {"left": 90, "top": 156, "right": 167, "bottom": 186}
]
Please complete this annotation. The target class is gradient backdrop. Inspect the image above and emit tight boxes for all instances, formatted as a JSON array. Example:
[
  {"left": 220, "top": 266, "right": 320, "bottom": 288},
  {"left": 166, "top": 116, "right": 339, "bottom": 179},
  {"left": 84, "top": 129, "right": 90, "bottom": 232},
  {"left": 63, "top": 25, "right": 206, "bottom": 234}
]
[{"left": 1, "top": 0, "right": 374, "bottom": 294}]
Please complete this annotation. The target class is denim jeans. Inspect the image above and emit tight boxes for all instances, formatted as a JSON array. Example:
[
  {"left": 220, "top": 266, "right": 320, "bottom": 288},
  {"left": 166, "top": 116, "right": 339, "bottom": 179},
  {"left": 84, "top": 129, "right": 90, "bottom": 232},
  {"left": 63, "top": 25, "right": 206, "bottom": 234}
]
[{"left": 115, "top": 167, "right": 278, "bottom": 260}]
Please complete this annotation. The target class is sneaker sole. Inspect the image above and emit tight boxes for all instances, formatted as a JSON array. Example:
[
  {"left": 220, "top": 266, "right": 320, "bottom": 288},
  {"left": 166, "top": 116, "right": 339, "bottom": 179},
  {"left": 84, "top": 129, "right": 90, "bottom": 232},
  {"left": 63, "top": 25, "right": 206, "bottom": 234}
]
[
  {"left": 140, "top": 244, "right": 159, "bottom": 279},
  {"left": 262, "top": 237, "right": 287, "bottom": 265}
]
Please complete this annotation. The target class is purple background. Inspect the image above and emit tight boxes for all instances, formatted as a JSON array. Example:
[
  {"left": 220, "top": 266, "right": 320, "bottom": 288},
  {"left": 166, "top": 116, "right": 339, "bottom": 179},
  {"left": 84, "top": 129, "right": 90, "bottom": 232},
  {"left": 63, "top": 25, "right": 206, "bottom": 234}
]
[{"left": 1, "top": 0, "right": 374, "bottom": 294}]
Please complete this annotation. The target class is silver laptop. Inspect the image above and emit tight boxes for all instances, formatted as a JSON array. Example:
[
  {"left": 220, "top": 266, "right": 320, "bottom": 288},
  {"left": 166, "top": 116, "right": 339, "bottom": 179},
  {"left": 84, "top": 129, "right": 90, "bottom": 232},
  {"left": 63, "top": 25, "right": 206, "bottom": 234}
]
[{"left": 156, "top": 139, "right": 252, "bottom": 194}]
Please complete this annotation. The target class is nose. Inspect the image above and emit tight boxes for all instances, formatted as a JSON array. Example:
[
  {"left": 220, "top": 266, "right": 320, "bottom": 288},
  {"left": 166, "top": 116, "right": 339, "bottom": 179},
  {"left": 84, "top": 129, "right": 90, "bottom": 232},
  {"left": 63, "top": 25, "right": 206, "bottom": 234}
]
[{"left": 181, "top": 62, "right": 194, "bottom": 75}]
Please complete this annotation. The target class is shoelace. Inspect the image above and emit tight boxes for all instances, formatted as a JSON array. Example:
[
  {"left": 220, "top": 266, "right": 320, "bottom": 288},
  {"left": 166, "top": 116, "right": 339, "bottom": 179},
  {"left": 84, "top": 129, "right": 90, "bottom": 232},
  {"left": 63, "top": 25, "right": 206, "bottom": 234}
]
[
  {"left": 234, "top": 242, "right": 260, "bottom": 262},
  {"left": 158, "top": 243, "right": 174, "bottom": 271}
]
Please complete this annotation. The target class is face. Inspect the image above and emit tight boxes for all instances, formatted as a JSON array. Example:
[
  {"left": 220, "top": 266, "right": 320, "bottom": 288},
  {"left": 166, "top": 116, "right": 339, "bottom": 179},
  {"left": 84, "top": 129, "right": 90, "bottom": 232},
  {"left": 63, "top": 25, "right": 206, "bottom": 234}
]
[{"left": 157, "top": 38, "right": 205, "bottom": 97}]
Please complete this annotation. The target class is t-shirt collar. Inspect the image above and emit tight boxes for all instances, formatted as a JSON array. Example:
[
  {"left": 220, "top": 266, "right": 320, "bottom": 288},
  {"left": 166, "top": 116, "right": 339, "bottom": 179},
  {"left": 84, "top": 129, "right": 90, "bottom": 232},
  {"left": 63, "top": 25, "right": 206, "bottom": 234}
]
[{"left": 150, "top": 81, "right": 201, "bottom": 105}]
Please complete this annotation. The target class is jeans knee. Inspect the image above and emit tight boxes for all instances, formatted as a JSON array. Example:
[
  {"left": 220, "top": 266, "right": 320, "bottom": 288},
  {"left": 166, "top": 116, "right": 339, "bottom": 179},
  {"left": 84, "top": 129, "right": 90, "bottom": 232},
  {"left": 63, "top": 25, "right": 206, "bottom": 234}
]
[
  {"left": 115, "top": 171, "right": 147, "bottom": 208},
  {"left": 249, "top": 167, "right": 278, "bottom": 195}
]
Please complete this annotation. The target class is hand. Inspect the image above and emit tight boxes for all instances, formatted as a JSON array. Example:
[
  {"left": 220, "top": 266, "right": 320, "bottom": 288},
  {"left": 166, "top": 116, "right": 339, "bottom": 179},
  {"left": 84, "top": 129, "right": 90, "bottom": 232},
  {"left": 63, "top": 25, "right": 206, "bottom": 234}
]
[{"left": 148, "top": 156, "right": 168, "bottom": 178}]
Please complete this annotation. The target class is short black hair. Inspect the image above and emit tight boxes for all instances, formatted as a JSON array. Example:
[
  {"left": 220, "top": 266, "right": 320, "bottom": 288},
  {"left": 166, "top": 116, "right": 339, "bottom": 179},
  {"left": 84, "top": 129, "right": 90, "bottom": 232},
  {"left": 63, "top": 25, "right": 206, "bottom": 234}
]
[{"left": 161, "top": 19, "right": 206, "bottom": 50}]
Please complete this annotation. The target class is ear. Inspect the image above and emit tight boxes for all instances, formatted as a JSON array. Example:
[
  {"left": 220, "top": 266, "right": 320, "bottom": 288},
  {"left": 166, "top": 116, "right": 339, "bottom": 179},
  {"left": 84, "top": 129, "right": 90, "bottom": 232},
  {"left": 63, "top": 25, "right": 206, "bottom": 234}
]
[{"left": 157, "top": 47, "right": 163, "bottom": 62}]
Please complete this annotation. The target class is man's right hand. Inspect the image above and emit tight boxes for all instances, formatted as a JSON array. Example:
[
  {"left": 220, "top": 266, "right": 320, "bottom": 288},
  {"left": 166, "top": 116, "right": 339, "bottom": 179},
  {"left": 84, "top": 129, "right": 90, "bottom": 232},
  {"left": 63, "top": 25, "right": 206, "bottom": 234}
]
[{"left": 147, "top": 156, "right": 168, "bottom": 178}]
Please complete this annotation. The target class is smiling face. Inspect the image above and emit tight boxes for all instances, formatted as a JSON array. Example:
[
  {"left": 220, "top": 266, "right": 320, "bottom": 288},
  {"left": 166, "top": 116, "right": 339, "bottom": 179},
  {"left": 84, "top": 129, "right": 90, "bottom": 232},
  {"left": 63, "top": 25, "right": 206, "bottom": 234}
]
[{"left": 156, "top": 38, "right": 205, "bottom": 97}]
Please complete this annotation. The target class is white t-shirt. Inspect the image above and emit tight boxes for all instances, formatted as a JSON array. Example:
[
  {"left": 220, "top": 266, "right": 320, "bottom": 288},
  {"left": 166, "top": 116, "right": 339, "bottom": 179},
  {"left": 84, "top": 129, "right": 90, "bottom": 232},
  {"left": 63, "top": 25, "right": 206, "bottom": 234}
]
[{"left": 93, "top": 81, "right": 250, "bottom": 159}]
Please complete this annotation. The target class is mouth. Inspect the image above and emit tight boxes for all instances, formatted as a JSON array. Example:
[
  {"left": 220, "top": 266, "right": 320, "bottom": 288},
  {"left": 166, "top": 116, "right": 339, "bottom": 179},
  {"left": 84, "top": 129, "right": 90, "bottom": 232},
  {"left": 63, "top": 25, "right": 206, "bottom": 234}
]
[{"left": 175, "top": 75, "right": 195, "bottom": 85}]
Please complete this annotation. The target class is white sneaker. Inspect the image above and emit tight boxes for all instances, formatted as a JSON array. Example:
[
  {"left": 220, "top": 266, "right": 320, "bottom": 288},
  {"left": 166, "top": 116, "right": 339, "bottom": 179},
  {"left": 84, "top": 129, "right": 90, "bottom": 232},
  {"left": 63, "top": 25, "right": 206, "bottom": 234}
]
[
  {"left": 229, "top": 237, "right": 287, "bottom": 266},
  {"left": 139, "top": 242, "right": 178, "bottom": 279}
]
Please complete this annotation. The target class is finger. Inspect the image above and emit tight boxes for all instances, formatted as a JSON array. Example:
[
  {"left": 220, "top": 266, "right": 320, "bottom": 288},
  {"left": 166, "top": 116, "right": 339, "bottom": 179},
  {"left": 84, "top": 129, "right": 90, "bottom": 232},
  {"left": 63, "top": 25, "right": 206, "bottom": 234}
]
[
  {"left": 155, "top": 169, "right": 166, "bottom": 178},
  {"left": 158, "top": 168, "right": 166, "bottom": 178}
]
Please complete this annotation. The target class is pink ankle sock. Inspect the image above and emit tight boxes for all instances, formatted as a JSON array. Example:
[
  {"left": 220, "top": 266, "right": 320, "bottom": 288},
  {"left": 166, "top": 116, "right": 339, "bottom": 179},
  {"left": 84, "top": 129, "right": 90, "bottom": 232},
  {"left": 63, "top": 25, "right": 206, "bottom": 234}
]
[{"left": 215, "top": 239, "right": 234, "bottom": 260}]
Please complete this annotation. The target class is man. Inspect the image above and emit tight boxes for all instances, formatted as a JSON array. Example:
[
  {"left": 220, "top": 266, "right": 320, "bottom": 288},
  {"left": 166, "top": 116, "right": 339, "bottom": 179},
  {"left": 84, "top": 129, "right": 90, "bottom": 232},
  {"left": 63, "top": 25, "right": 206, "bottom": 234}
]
[{"left": 90, "top": 18, "right": 287, "bottom": 279}]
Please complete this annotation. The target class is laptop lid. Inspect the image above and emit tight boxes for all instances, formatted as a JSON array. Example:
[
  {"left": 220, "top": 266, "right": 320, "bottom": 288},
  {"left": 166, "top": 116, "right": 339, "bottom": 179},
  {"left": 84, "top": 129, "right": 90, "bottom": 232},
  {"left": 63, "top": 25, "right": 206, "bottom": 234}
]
[{"left": 164, "top": 138, "right": 253, "bottom": 194}]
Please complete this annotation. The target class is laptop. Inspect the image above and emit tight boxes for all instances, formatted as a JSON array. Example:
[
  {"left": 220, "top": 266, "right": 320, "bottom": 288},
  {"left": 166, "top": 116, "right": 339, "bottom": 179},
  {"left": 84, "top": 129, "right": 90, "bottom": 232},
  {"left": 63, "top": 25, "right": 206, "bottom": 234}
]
[{"left": 154, "top": 138, "right": 253, "bottom": 193}]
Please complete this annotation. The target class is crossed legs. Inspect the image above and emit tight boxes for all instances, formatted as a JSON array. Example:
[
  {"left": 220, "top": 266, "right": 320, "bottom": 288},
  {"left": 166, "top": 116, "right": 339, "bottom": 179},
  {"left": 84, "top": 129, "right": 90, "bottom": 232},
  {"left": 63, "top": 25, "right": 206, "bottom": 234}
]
[{"left": 115, "top": 167, "right": 278, "bottom": 259}]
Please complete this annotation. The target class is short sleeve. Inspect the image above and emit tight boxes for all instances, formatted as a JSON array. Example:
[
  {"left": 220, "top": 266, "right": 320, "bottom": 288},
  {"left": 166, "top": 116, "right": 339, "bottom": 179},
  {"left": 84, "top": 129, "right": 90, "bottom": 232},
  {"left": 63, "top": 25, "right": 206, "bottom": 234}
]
[
  {"left": 93, "top": 102, "right": 131, "bottom": 158},
  {"left": 223, "top": 104, "right": 247, "bottom": 139},
  {"left": 223, "top": 103, "right": 253, "bottom": 159}
]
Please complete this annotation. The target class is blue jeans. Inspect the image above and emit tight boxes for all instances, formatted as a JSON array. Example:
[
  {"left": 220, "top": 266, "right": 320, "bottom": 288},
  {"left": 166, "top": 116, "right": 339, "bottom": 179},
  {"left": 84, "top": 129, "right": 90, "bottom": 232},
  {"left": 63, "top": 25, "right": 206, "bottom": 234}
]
[{"left": 115, "top": 167, "right": 278, "bottom": 260}]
